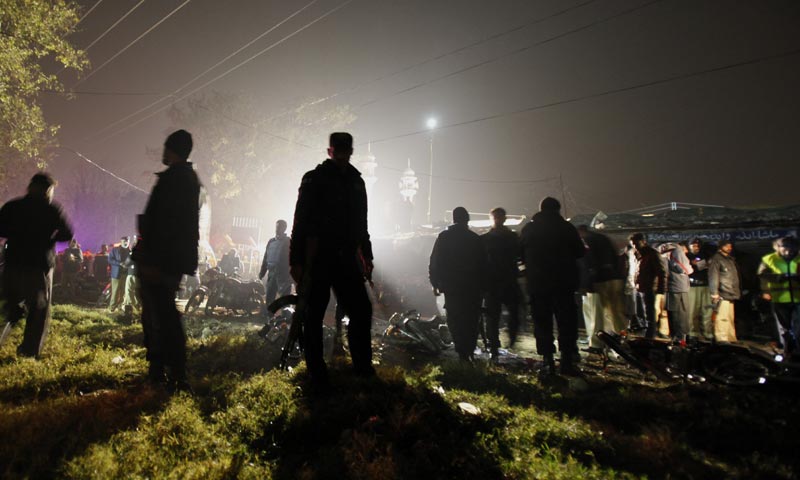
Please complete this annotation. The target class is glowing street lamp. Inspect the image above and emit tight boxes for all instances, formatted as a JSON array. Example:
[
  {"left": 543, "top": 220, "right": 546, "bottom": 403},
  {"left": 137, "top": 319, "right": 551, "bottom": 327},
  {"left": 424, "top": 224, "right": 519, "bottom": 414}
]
[{"left": 425, "top": 117, "right": 437, "bottom": 224}]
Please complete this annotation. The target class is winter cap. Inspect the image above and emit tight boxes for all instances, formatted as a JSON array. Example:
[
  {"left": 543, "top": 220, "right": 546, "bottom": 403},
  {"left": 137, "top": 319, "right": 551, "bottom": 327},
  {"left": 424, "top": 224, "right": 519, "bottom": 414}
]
[
  {"left": 453, "top": 206, "right": 469, "bottom": 224},
  {"left": 539, "top": 196, "right": 561, "bottom": 212},
  {"left": 29, "top": 172, "right": 56, "bottom": 189},
  {"left": 165, "top": 130, "right": 193, "bottom": 160},
  {"left": 329, "top": 132, "right": 353, "bottom": 151}
]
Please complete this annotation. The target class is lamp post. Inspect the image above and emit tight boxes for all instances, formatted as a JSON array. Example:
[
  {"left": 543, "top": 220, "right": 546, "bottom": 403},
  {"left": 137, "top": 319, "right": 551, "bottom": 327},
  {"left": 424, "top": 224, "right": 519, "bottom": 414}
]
[{"left": 425, "top": 117, "right": 437, "bottom": 224}]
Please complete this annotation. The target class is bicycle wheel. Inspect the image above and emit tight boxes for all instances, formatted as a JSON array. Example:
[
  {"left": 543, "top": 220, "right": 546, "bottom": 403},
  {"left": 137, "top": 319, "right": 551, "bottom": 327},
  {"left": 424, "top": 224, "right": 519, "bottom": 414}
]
[{"left": 699, "top": 346, "right": 777, "bottom": 386}]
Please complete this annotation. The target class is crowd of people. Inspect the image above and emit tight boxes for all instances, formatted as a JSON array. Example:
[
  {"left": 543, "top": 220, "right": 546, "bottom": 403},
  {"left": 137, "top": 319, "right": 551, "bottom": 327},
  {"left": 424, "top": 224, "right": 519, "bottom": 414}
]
[
  {"left": 0, "top": 129, "right": 798, "bottom": 392},
  {"left": 430, "top": 201, "right": 800, "bottom": 375}
]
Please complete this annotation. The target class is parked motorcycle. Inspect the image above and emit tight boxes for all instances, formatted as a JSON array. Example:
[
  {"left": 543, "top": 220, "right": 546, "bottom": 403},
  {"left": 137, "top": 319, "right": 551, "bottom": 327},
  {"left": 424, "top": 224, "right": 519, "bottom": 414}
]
[
  {"left": 597, "top": 330, "right": 800, "bottom": 387},
  {"left": 185, "top": 267, "right": 264, "bottom": 316},
  {"left": 382, "top": 310, "right": 453, "bottom": 354}
]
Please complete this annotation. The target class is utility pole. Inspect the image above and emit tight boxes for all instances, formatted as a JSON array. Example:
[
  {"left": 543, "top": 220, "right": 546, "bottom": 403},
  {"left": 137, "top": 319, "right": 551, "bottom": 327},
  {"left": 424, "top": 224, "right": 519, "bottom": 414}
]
[{"left": 559, "top": 173, "right": 567, "bottom": 218}]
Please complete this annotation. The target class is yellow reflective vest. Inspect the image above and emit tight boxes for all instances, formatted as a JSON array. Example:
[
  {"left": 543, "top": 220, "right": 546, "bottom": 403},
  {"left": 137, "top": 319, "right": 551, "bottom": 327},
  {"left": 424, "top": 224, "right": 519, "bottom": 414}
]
[{"left": 759, "top": 253, "right": 800, "bottom": 304}]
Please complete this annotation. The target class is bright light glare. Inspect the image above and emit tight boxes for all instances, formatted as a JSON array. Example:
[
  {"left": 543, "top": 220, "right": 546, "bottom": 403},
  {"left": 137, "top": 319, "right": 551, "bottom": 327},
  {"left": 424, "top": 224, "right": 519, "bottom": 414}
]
[{"left": 426, "top": 117, "right": 438, "bottom": 129}]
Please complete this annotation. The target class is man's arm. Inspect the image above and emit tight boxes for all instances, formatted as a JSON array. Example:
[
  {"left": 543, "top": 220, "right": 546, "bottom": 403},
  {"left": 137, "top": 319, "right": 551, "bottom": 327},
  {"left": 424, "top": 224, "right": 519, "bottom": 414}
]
[
  {"left": 708, "top": 256, "right": 720, "bottom": 298},
  {"left": 259, "top": 242, "right": 270, "bottom": 279},
  {"left": 757, "top": 260, "right": 773, "bottom": 299},
  {"left": 52, "top": 204, "right": 74, "bottom": 243},
  {"left": 289, "top": 171, "right": 317, "bottom": 282},
  {"left": 429, "top": 235, "right": 443, "bottom": 293}
]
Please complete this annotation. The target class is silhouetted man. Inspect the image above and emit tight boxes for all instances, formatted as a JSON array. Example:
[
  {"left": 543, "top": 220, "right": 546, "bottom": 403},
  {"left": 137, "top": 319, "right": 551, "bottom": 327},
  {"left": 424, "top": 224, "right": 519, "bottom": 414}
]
[
  {"left": 665, "top": 242, "right": 693, "bottom": 342},
  {"left": 687, "top": 238, "right": 713, "bottom": 339},
  {"left": 259, "top": 219, "right": 292, "bottom": 313},
  {"left": 708, "top": 240, "right": 740, "bottom": 342},
  {"left": 123, "top": 235, "right": 141, "bottom": 314},
  {"left": 219, "top": 248, "right": 241, "bottom": 277},
  {"left": 758, "top": 236, "right": 800, "bottom": 356},
  {"left": 481, "top": 207, "right": 521, "bottom": 358},
  {"left": 577, "top": 225, "right": 626, "bottom": 351},
  {"left": 93, "top": 244, "right": 110, "bottom": 281},
  {"left": 290, "top": 132, "right": 374, "bottom": 385},
  {"left": 134, "top": 130, "right": 201, "bottom": 390},
  {"left": 430, "top": 207, "right": 487, "bottom": 362},
  {"left": 630, "top": 233, "right": 666, "bottom": 338},
  {"left": 62, "top": 238, "right": 83, "bottom": 298},
  {"left": 0, "top": 172, "right": 73, "bottom": 357},
  {"left": 520, "top": 197, "right": 584, "bottom": 375},
  {"left": 108, "top": 236, "right": 130, "bottom": 312}
]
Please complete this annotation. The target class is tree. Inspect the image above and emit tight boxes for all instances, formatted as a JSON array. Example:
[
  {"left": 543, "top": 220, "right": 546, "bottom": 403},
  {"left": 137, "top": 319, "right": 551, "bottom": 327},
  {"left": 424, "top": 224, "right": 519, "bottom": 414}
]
[
  {"left": 167, "top": 91, "right": 356, "bottom": 239},
  {"left": 0, "top": 0, "right": 87, "bottom": 188}
]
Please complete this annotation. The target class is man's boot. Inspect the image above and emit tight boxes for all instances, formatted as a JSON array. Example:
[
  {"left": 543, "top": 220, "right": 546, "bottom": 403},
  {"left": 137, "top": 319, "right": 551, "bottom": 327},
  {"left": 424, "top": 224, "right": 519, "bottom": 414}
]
[
  {"left": 559, "top": 351, "right": 583, "bottom": 377},
  {"left": 539, "top": 353, "right": 556, "bottom": 377}
]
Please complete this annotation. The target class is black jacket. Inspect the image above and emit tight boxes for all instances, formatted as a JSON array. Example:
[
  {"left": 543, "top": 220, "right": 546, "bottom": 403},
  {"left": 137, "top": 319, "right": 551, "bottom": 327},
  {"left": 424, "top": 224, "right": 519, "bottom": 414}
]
[
  {"left": 708, "top": 251, "right": 741, "bottom": 301},
  {"left": 0, "top": 195, "right": 73, "bottom": 271},
  {"left": 520, "top": 211, "right": 584, "bottom": 293},
  {"left": 582, "top": 231, "right": 623, "bottom": 284},
  {"left": 481, "top": 226, "right": 519, "bottom": 288},
  {"left": 136, "top": 162, "right": 201, "bottom": 275},
  {"left": 429, "top": 223, "right": 487, "bottom": 294},
  {"left": 290, "top": 159, "right": 372, "bottom": 267}
]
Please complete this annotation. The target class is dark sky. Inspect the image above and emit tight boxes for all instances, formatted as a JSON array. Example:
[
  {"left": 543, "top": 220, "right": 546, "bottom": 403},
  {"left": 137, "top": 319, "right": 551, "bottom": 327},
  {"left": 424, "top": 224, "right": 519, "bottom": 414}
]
[{"left": 43, "top": 0, "right": 800, "bottom": 231}]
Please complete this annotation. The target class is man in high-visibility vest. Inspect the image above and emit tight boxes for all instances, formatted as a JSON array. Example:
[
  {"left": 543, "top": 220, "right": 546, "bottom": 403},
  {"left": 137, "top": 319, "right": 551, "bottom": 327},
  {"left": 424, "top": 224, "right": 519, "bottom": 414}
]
[{"left": 757, "top": 236, "right": 800, "bottom": 356}]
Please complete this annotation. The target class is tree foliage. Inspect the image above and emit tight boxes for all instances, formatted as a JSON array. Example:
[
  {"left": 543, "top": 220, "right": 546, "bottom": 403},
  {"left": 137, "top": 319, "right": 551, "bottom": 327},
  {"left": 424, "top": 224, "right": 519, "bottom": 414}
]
[
  {"left": 167, "top": 92, "right": 355, "bottom": 227},
  {"left": 0, "top": 0, "right": 87, "bottom": 176}
]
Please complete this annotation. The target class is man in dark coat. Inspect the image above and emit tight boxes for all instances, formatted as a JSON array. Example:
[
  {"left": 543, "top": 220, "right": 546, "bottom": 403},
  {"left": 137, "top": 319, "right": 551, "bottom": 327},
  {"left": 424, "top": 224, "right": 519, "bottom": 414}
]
[
  {"left": 630, "top": 233, "right": 666, "bottom": 339},
  {"left": 520, "top": 197, "right": 584, "bottom": 375},
  {"left": 430, "top": 207, "right": 487, "bottom": 362},
  {"left": 93, "top": 244, "right": 110, "bottom": 281},
  {"left": 259, "top": 219, "right": 292, "bottom": 312},
  {"left": 0, "top": 172, "right": 74, "bottom": 357},
  {"left": 134, "top": 130, "right": 201, "bottom": 390},
  {"left": 108, "top": 236, "right": 130, "bottom": 312},
  {"left": 290, "top": 132, "right": 374, "bottom": 385},
  {"left": 61, "top": 238, "right": 83, "bottom": 298},
  {"left": 218, "top": 248, "right": 241, "bottom": 277},
  {"left": 481, "top": 207, "right": 521, "bottom": 357}
]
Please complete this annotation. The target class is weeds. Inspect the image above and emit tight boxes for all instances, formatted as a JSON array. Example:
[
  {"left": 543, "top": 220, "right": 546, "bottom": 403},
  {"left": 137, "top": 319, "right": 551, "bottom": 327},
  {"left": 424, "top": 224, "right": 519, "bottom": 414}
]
[{"left": 0, "top": 305, "right": 797, "bottom": 479}]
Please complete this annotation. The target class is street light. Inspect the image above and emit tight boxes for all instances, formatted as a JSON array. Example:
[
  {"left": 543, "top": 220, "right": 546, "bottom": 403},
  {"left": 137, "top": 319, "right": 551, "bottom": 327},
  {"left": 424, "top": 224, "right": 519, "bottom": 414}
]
[{"left": 426, "top": 117, "right": 437, "bottom": 224}]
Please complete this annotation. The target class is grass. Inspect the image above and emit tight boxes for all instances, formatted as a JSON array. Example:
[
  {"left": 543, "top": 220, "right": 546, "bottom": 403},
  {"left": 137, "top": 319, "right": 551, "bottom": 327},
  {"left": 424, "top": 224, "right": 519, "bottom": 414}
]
[{"left": 0, "top": 305, "right": 798, "bottom": 479}]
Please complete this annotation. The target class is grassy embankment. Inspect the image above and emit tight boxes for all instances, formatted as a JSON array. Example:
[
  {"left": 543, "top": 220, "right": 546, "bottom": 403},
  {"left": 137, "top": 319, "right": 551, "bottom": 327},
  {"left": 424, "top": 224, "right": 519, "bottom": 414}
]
[{"left": 0, "top": 305, "right": 797, "bottom": 479}]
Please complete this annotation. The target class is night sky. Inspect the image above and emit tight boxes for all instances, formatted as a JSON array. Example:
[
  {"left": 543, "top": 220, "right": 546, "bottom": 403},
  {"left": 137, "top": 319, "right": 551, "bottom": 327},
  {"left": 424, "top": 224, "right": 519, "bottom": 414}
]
[{"left": 40, "top": 0, "right": 800, "bottom": 241}]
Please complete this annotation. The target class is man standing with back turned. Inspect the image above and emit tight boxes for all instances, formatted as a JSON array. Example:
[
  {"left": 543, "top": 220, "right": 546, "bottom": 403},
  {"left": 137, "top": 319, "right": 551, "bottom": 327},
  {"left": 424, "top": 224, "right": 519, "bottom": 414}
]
[
  {"left": 520, "top": 197, "right": 585, "bottom": 376},
  {"left": 0, "top": 172, "right": 73, "bottom": 357},
  {"left": 134, "top": 130, "right": 201, "bottom": 391},
  {"left": 430, "top": 206, "right": 487, "bottom": 362},
  {"left": 290, "top": 132, "right": 375, "bottom": 387}
]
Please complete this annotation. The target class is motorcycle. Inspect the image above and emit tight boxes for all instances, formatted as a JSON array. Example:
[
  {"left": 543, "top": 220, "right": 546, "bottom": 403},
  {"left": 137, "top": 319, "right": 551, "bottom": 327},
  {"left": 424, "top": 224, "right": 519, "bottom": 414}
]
[
  {"left": 596, "top": 330, "right": 800, "bottom": 387},
  {"left": 382, "top": 310, "right": 453, "bottom": 354},
  {"left": 185, "top": 267, "right": 264, "bottom": 316}
]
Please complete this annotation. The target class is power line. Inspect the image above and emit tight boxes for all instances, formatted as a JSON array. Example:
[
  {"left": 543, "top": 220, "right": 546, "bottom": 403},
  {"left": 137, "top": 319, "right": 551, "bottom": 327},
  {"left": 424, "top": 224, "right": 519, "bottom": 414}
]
[
  {"left": 75, "top": 0, "right": 194, "bottom": 86},
  {"left": 358, "top": 48, "right": 800, "bottom": 147},
  {"left": 57, "top": 147, "right": 148, "bottom": 194},
  {"left": 95, "top": 0, "right": 355, "bottom": 143},
  {"left": 84, "top": 0, "right": 320, "bottom": 142},
  {"left": 83, "top": 0, "right": 146, "bottom": 52},
  {"left": 258, "top": 0, "right": 600, "bottom": 123},
  {"left": 357, "top": 0, "right": 663, "bottom": 110},
  {"left": 76, "top": 0, "right": 105, "bottom": 27}
]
